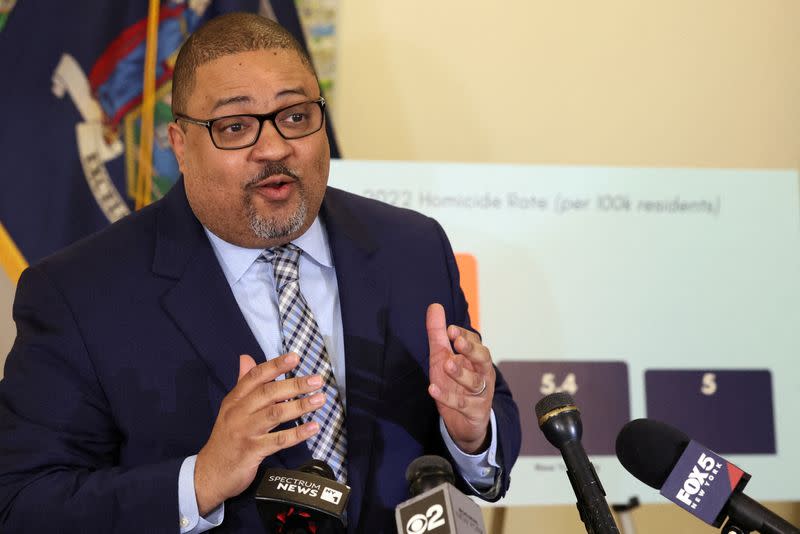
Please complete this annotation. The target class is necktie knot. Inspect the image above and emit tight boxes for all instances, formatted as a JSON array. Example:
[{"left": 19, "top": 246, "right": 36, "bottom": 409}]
[{"left": 262, "top": 244, "right": 302, "bottom": 288}]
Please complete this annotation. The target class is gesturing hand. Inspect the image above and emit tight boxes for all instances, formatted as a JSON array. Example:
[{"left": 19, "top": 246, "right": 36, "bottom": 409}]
[
  {"left": 426, "top": 303, "right": 495, "bottom": 454},
  {"left": 194, "top": 353, "right": 324, "bottom": 515}
]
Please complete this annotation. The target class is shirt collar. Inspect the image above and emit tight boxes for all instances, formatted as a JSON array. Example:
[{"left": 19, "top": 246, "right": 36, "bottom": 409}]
[{"left": 204, "top": 217, "right": 333, "bottom": 286}]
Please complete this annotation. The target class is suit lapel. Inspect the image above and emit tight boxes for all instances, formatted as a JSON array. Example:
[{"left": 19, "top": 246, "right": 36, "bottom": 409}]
[
  {"left": 154, "top": 180, "right": 263, "bottom": 395},
  {"left": 153, "top": 180, "right": 311, "bottom": 470},
  {"left": 321, "top": 188, "right": 388, "bottom": 532}
]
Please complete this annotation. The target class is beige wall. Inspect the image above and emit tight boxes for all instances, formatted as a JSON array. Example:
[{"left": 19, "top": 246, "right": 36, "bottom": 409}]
[
  {"left": 334, "top": 1, "right": 800, "bottom": 169},
  {"left": 332, "top": 1, "right": 800, "bottom": 532},
  {"left": 2, "top": 1, "right": 799, "bottom": 531}
]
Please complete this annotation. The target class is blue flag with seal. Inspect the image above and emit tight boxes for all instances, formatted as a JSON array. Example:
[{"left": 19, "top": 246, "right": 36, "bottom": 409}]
[{"left": 0, "top": 0, "right": 340, "bottom": 283}]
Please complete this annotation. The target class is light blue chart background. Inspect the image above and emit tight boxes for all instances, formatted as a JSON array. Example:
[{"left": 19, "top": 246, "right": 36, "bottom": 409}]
[{"left": 329, "top": 159, "right": 800, "bottom": 506}]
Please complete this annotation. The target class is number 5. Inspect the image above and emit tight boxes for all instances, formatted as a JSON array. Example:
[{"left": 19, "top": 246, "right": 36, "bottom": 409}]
[{"left": 701, "top": 373, "right": 717, "bottom": 396}]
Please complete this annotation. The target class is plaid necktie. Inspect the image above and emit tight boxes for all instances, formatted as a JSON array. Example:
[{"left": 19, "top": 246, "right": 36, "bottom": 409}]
[{"left": 262, "top": 244, "right": 348, "bottom": 483}]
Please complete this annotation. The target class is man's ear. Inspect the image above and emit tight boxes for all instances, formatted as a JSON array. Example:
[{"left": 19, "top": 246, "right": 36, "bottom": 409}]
[{"left": 167, "top": 121, "right": 187, "bottom": 174}]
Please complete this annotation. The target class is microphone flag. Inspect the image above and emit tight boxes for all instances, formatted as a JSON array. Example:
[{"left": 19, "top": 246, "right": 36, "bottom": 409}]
[{"left": 659, "top": 439, "right": 750, "bottom": 526}]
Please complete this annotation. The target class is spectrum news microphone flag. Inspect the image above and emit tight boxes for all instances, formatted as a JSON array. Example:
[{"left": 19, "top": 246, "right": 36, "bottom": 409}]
[{"left": 0, "top": 0, "right": 341, "bottom": 283}]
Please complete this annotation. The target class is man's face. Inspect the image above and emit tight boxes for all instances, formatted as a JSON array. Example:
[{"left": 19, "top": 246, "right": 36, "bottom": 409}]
[{"left": 168, "top": 49, "right": 330, "bottom": 248}]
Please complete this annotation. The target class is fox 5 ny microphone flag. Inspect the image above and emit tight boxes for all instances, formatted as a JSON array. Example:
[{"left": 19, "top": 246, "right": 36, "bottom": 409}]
[{"left": 0, "top": 0, "right": 340, "bottom": 282}]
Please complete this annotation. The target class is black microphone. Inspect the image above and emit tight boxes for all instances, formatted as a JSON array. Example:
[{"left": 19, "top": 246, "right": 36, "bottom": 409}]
[
  {"left": 255, "top": 459, "right": 350, "bottom": 533},
  {"left": 616, "top": 418, "right": 800, "bottom": 534},
  {"left": 535, "top": 392, "right": 620, "bottom": 534},
  {"left": 395, "top": 455, "right": 487, "bottom": 534}
]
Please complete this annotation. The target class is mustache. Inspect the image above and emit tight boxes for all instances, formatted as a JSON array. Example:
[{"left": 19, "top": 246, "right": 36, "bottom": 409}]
[{"left": 245, "top": 163, "right": 301, "bottom": 187}]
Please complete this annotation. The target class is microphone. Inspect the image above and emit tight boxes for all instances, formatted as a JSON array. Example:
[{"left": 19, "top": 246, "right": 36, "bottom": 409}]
[
  {"left": 255, "top": 459, "right": 350, "bottom": 533},
  {"left": 395, "top": 455, "right": 487, "bottom": 534},
  {"left": 616, "top": 418, "right": 800, "bottom": 534},
  {"left": 535, "top": 392, "right": 620, "bottom": 534}
]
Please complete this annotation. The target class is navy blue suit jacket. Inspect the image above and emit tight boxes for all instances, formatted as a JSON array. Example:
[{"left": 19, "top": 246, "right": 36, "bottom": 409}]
[{"left": 0, "top": 180, "right": 521, "bottom": 533}]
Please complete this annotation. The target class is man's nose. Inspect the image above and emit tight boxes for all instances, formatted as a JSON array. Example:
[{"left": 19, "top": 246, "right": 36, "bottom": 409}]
[{"left": 249, "top": 120, "right": 292, "bottom": 161}]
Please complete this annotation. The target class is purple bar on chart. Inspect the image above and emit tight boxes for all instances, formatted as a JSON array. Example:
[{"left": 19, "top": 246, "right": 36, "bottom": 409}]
[
  {"left": 645, "top": 369, "right": 775, "bottom": 454},
  {"left": 497, "top": 361, "right": 630, "bottom": 456}
]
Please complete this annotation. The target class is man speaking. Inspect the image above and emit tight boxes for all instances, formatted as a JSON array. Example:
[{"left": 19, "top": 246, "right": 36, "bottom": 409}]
[{"left": 0, "top": 13, "right": 521, "bottom": 533}]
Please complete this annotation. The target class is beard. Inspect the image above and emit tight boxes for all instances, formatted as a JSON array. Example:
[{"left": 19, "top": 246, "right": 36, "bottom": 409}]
[
  {"left": 247, "top": 194, "right": 307, "bottom": 240},
  {"left": 244, "top": 163, "right": 308, "bottom": 241}
]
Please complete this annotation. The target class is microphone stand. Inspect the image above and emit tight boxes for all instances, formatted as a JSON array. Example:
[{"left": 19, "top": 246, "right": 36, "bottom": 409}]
[
  {"left": 562, "top": 442, "right": 618, "bottom": 534},
  {"left": 568, "top": 471, "right": 595, "bottom": 534}
]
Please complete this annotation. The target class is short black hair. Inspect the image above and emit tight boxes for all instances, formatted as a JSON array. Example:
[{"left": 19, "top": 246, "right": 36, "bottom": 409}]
[{"left": 172, "top": 12, "right": 315, "bottom": 114}]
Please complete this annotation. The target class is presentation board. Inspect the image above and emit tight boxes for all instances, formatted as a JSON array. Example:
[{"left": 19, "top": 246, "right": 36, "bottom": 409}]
[{"left": 329, "top": 160, "right": 800, "bottom": 506}]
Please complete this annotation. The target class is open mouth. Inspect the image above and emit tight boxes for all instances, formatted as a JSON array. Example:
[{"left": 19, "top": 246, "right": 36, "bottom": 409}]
[
  {"left": 252, "top": 174, "right": 296, "bottom": 189},
  {"left": 252, "top": 175, "right": 296, "bottom": 200},
  {"left": 263, "top": 178, "right": 292, "bottom": 189}
]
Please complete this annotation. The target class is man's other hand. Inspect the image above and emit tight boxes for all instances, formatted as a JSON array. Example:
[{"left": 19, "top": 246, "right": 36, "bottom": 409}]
[{"left": 426, "top": 303, "right": 495, "bottom": 454}]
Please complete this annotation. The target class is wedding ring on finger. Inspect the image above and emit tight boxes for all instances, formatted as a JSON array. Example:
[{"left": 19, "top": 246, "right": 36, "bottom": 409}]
[{"left": 469, "top": 379, "right": 487, "bottom": 397}]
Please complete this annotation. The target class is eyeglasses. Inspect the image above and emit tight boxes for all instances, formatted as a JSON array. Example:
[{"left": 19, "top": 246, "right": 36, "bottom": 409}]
[{"left": 174, "top": 97, "right": 326, "bottom": 150}]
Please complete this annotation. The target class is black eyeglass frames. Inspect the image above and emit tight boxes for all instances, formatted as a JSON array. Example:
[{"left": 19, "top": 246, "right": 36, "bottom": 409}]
[{"left": 174, "top": 97, "right": 326, "bottom": 150}]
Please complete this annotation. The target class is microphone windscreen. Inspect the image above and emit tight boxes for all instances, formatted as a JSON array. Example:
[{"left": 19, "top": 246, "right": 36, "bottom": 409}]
[
  {"left": 299, "top": 459, "right": 336, "bottom": 480},
  {"left": 534, "top": 391, "right": 575, "bottom": 421},
  {"left": 405, "top": 455, "right": 454, "bottom": 483},
  {"left": 615, "top": 418, "right": 690, "bottom": 489},
  {"left": 405, "top": 455, "right": 455, "bottom": 497}
]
